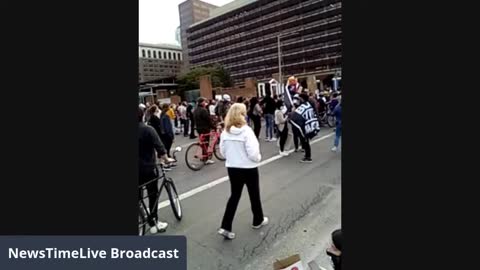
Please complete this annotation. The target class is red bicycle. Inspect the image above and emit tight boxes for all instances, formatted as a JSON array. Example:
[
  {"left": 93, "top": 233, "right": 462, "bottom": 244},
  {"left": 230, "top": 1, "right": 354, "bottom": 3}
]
[{"left": 185, "top": 124, "right": 226, "bottom": 171}]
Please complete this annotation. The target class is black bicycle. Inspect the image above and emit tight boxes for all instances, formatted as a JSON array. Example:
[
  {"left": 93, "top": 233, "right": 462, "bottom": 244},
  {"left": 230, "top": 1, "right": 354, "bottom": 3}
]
[
  {"left": 138, "top": 147, "right": 182, "bottom": 236},
  {"left": 319, "top": 104, "right": 336, "bottom": 128}
]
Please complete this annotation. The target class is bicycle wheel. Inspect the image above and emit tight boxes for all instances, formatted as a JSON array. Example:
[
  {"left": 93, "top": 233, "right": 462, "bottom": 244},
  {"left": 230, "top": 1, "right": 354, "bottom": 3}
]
[
  {"left": 214, "top": 141, "right": 226, "bottom": 161},
  {"left": 165, "top": 179, "right": 182, "bottom": 220},
  {"left": 327, "top": 114, "right": 336, "bottom": 128},
  {"left": 185, "top": 143, "right": 205, "bottom": 171},
  {"left": 138, "top": 204, "right": 147, "bottom": 236}
]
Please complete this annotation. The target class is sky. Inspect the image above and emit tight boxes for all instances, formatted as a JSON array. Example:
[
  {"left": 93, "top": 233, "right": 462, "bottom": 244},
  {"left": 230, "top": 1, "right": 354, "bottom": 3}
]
[{"left": 139, "top": 0, "right": 235, "bottom": 45}]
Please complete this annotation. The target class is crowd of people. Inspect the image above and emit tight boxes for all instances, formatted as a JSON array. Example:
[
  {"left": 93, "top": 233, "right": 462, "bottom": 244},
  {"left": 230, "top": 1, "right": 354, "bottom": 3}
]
[{"left": 138, "top": 76, "right": 342, "bottom": 242}]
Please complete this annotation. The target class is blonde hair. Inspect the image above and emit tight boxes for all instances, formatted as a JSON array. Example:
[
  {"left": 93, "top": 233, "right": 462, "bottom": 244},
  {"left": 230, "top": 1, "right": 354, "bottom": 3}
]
[{"left": 225, "top": 103, "right": 247, "bottom": 132}]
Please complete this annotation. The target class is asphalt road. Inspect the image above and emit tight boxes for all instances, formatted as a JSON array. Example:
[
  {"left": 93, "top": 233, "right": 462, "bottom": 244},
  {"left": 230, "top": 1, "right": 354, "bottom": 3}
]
[{"left": 154, "top": 126, "right": 341, "bottom": 270}]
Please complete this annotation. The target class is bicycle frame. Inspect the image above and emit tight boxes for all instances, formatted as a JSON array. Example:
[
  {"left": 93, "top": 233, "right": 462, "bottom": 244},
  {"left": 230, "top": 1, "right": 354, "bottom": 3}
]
[
  {"left": 196, "top": 130, "right": 221, "bottom": 159},
  {"left": 138, "top": 165, "right": 168, "bottom": 230}
]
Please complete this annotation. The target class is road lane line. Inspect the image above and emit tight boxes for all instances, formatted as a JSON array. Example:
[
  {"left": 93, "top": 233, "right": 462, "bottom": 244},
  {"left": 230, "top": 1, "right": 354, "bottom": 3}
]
[{"left": 158, "top": 132, "right": 335, "bottom": 209}]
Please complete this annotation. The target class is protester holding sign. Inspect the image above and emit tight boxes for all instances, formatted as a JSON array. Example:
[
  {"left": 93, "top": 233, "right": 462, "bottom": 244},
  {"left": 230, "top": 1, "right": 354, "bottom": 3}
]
[{"left": 289, "top": 93, "right": 320, "bottom": 163}]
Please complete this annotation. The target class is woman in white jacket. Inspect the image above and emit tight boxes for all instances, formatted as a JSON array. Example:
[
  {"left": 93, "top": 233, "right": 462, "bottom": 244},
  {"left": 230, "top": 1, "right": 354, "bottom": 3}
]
[{"left": 218, "top": 103, "right": 269, "bottom": 239}]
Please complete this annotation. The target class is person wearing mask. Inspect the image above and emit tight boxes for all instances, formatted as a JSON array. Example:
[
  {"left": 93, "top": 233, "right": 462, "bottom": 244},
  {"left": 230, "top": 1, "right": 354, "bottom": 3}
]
[
  {"left": 187, "top": 102, "right": 197, "bottom": 139},
  {"left": 331, "top": 96, "right": 342, "bottom": 152},
  {"left": 275, "top": 100, "right": 289, "bottom": 156},
  {"left": 194, "top": 97, "right": 216, "bottom": 165},
  {"left": 138, "top": 107, "right": 174, "bottom": 234},
  {"left": 177, "top": 102, "right": 188, "bottom": 137},
  {"left": 248, "top": 97, "right": 262, "bottom": 138},
  {"left": 160, "top": 104, "right": 174, "bottom": 158},
  {"left": 260, "top": 94, "right": 277, "bottom": 142},
  {"left": 218, "top": 103, "right": 268, "bottom": 240}
]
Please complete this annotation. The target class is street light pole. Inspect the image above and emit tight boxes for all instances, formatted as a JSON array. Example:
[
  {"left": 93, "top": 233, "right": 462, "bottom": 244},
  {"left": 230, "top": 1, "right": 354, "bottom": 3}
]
[
  {"left": 277, "top": 35, "right": 282, "bottom": 91},
  {"left": 277, "top": 31, "right": 298, "bottom": 92}
]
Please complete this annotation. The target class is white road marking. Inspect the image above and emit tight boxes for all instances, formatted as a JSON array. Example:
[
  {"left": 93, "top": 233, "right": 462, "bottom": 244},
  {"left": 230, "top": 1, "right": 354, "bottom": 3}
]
[{"left": 158, "top": 132, "right": 335, "bottom": 209}]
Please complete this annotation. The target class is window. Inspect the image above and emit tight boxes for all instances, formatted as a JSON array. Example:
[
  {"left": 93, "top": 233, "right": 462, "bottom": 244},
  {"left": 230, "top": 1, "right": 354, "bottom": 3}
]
[
  {"left": 178, "top": 53, "right": 182, "bottom": 60},
  {"left": 163, "top": 52, "right": 167, "bottom": 59},
  {"left": 168, "top": 52, "right": 172, "bottom": 59},
  {"left": 147, "top": 50, "right": 151, "bottom": 58},
  {"left": 159, "top": 51, "right": 162, "bottom": 59},
  {"left": 173, "top": 53, "right": 176, "bottom": 60},
  {"left": 153, "top": 51, "right": 157, "bottom": 58},
  {"left": 142, "top": 49, "right": 146, "bottom": 58}
]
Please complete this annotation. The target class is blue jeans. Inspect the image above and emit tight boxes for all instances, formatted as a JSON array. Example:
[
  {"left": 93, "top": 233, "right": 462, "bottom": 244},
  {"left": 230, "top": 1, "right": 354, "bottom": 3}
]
[
  {"left": 334, "top": 125, "right": 342, "bottom": 147},
  {"left": 265, "top": 114, "right": 274, "bottom": 139}
]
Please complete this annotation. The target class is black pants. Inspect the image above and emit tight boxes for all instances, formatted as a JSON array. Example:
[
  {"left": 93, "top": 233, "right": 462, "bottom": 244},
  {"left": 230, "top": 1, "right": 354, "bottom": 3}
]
[
  {"left": 279, "top": 125, "right": 288, "bottom": 152},
  {"left": 251, "top": 115, "right": 261, "bottom": 138},
  {"left": 299, "top": 136, "right": 311, "bottom": 159},
  {"left": 293, "top": 125, "right": 300, "bottom": 150},
  {"left": 139, "top": 169, "right": 159, "bottom": 226},
  {"left": 189, "top": 118, "right": 196, "bottom": 138},
  {"left": 221, "top": 167, "right": 264, "bottom": 231},
  {"left": 160, "top": 135, "right": 173, "bottom": 158},
  {"left": 182, "top": 119, "right": 189, "bottom": 137}
]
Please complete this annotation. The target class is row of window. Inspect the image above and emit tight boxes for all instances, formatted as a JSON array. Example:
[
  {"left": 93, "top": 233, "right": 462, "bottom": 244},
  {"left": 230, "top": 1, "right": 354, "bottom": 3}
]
[{"left": 140, "top": 49, "right": 182, "bottom": 61}]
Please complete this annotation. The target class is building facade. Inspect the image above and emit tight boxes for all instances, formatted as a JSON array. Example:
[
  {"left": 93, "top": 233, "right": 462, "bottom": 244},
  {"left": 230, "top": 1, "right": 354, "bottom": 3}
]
[
  {"left": 178, "top": 0, "right": 218, "bottom": 73},
  {"left": 187, "top": 0, "right": 342, "bottom": 87},
  {"left": 138, "top": 43, "right": 183, "bottom": 83}
]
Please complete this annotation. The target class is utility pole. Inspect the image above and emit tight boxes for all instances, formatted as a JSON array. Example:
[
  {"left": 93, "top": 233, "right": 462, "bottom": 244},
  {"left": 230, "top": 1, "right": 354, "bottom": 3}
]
[{"left": 277, "top": 31, "right": 299, "bottom": 91}]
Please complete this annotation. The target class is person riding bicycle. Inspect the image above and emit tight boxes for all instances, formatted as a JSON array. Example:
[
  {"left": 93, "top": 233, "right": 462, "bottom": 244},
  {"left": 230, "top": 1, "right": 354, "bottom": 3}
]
[
  {"left": 193, "top": 97, "right": 216, "bottom": 165},
  {"left": 138, "top": 106, "right": 174, "bottom": 234}
]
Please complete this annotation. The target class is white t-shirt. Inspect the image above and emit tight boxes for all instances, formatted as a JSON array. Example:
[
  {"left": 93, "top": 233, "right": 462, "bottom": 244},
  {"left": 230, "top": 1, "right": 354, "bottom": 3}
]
[{"left": 209, "top": 104, "right": 216, "bottom": 116}]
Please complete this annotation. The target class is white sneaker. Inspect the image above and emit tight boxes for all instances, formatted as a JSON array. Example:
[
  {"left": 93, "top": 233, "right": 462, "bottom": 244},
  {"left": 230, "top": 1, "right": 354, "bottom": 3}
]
[
  {"left": 205, "top": 160, "right": 215, "bottom": 165},
  {"left": 217, "top": 228, "right": 235, "bottom": 240},
  {"left": 149, "top": 221, "right": 168, "bottom": 234},
  {"left": 279, "top": 151, "right": 289, "bottom": 157},
  {"left": 270, "top": 138, "right": 277, "bottom": 142},
  {"left": 331, "top": 146, "right": 338, "bottom": 152},
  {"left": 252, "top": 217, "right": 269, "bottom": 229},
  {"left": 265, "top": 138, "right": 271, "bottom": 142}
]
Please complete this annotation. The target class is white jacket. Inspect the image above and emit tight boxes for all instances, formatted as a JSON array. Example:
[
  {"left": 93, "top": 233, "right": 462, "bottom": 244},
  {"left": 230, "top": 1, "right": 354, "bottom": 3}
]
[{"left": 220, "top": 125, "right": 261, "bottom": 168}]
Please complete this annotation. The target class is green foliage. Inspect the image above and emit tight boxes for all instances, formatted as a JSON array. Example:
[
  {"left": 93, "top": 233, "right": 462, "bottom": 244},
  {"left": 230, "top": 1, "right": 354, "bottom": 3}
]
[{"left": 177, "top": 64, "right": 233, "bottom": 92}]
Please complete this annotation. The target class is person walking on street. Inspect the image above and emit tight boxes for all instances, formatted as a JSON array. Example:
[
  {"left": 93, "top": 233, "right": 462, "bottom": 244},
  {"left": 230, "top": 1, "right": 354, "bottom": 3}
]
[
  {"left": 248, "top": 97, "right": 262, "bottom": 138},
  {"left": 275, "top": 100, "right": 289, "bottom": 156},
  {"left": 187, "top": 102, "right": 197, "bottom": 139},
  {"left": 216, "top": 94, "right": 232, "bottom": 122},
  {"left": 194, "top": 97, "right": 216, "bottom": 165},
  {"left": 177, "top": 102, "right": 188, "bottom": 137},
  {"left": 218, "top": 103, "right": 268, "bottom": 240},
  {"left": 331, "top": 96, "right": 342, "bottom": 152},
  {"left": 138, "top": 106, "right": 174, "bottom": 234},
  {"left": 261, "top": 94, "right": 277, "bottom": 142},
  {"left": 160, "top": 104, "right": 175, "bottom": 158}
]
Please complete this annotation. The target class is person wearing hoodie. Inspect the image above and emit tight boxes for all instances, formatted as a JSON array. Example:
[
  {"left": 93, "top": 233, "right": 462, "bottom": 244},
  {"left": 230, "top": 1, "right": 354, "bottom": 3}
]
[{"left": 218, "top": 103, "right": 269, "bottom": 240}]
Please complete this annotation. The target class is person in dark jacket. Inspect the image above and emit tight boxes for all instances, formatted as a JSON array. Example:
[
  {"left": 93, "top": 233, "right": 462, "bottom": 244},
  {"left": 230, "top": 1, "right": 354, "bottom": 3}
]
[
  {"left": 331, "top": 96, "right": 342, "bottom": 152},
  {"left": 147, "top": 105, "right": 162, "bottom": 139},
  {"left": 260, "top": 94, "right": 277, "bottom": 141},
  {"left": 194, "top": 97, "right": 216, "bottom": 164},
  {"left": 138, "top": 106, "right": 173, "bottom": 234},
  {"left": 248, "top": 97, "right": 262, "bottom": 138},
  {"left": 159, "top": 104, "right": 174, "bottom": 158},
  {"left": 187, "top": 102, "right": 197, "bottom": 139}
]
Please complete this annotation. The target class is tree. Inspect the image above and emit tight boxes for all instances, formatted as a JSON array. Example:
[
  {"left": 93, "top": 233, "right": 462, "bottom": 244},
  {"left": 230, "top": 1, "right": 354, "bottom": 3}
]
[{"left": 177, "top": 64, "right": 232, "bottom": 92}]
